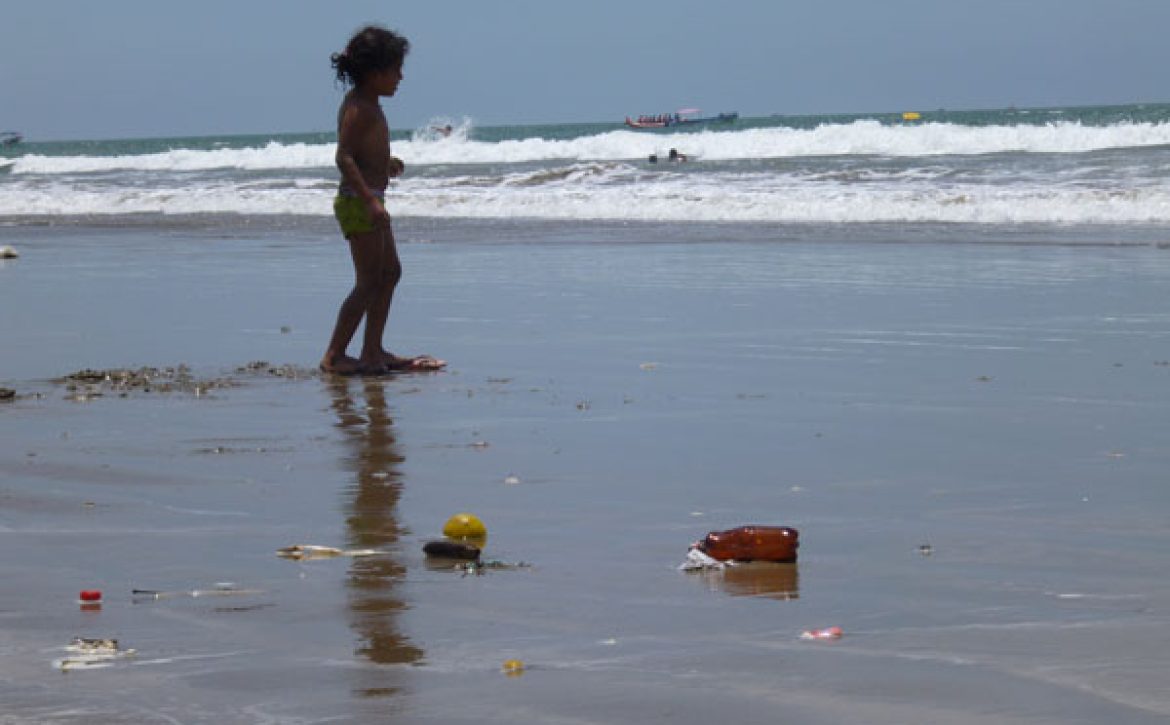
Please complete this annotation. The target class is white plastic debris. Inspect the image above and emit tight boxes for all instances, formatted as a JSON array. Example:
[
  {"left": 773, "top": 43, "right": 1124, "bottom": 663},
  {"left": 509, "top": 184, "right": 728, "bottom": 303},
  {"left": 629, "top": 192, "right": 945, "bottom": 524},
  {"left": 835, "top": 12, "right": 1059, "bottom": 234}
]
[
  {"left": 800, "top": 626, "right": 843, "bottom": 641},
  {"left": 678, "top": 547, "right": 732, "bottom": 571},
  {"left": 55, "top": 637, "right": 137, "bottom": 672},
  {"left": 276, "top": 544, "right": 380, "bottom": 561}
]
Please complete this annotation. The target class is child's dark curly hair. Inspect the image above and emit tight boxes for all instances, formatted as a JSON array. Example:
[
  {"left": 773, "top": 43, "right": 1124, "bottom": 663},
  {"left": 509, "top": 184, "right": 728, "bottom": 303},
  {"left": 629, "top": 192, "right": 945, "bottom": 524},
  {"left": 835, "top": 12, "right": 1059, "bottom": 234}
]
[{"left": 331, "top": 25, "right": 410, "bottom": 86}]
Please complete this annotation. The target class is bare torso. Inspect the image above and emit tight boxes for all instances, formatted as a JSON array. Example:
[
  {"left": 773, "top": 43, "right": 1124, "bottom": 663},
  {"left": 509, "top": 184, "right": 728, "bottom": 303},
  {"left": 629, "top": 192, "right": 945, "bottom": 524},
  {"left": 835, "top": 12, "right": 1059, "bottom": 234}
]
[{"left": 336, "top": 90, "right": 391, "bottom": 197}]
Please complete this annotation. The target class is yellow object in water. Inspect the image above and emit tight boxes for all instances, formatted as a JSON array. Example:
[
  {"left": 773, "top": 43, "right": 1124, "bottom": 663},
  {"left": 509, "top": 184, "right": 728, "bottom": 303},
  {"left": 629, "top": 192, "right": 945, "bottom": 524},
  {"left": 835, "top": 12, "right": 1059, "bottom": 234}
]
[
  {"left": 501, "top": 659, "right": 525, "bottom": 676},
  {"left": 902, "top": 111, "right": 921, "bottom": 121},
  {"left": 442, "top": 512, "right": 487, "bottom": 541}
]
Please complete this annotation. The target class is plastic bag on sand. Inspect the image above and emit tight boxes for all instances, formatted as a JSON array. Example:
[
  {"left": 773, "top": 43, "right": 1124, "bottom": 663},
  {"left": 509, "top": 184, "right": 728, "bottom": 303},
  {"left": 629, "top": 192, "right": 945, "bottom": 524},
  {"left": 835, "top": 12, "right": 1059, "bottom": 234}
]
[{"left": 679, "top": 547, "right": 733, "bottom": 571}]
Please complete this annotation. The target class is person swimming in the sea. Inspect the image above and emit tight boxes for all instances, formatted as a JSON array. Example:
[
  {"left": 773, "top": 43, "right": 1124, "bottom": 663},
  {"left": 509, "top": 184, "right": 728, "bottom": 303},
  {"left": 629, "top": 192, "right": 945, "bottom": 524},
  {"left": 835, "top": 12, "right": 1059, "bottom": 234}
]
[
  {"left": 321, "top": 25, "right": 445, "bottom": 375},
  {"left": 649, "top": 148, "right": 689, "bottom": 164}
]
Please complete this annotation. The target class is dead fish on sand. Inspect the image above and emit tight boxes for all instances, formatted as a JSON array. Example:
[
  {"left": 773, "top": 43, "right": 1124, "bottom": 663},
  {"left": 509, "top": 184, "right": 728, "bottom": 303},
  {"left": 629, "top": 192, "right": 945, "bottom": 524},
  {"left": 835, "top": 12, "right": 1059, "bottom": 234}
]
[{"left": 276, "top": 544, "right": 381, "bottom": 561}]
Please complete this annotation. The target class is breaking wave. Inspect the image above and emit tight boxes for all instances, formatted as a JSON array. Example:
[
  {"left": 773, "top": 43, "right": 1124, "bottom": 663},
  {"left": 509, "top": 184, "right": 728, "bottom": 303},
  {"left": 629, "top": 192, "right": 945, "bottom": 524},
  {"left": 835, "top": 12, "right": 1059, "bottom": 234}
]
[{"left": 11, "top": 120, "right": 1170, "bottom": 175}]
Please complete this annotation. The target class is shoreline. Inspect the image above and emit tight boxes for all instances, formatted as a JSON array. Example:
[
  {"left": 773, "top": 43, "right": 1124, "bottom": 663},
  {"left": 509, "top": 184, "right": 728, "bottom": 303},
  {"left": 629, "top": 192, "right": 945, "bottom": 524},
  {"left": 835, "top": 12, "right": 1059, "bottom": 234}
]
[{"left": 5, "top": 214, "right": 1170, "bottom": 247}]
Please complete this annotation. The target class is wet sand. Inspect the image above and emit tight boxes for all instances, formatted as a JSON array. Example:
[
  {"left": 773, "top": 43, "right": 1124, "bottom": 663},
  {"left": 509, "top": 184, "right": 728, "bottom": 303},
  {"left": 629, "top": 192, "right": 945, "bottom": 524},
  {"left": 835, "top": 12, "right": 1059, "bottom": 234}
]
[{"left": 2, "top": 221, "right": 1170, "bottom": 723}]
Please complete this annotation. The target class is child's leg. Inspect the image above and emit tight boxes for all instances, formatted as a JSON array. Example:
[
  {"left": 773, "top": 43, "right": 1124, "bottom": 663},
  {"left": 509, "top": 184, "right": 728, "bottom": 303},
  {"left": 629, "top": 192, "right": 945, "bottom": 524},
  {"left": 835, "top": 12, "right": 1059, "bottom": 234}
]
[
  {"left": 357, "top": 227, "right": 402, "bottom": 367},
  {"left": 364, "top": 228, "right": 446, "bottom": 371},
  {"left": 320, "top": 229, "right": 389, "bottom": 374}
]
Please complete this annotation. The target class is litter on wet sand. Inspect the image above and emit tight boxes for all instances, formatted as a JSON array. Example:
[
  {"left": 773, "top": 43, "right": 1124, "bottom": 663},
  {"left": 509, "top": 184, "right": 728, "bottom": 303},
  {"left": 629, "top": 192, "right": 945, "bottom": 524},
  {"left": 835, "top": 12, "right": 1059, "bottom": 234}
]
[
  {"left": 680, "top": 525, "right": 800, "bottom": 569},
  {"left": 276, "top": 544, "right": 381, "bottom": 561},
  {"left": 131, "top": 583, "right": 264, "bottom": 601},
  {"left": 422, "top": 539, "right": 482, "bottom": 560},
  {"left": 54, "top": 637, "right": 137, "bottom": 672}
]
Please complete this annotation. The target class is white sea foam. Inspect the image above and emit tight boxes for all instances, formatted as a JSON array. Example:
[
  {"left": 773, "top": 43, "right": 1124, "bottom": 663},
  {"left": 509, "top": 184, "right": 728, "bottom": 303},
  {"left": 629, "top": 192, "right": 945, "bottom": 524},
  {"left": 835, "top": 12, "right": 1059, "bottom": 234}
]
[
  {"left": 11, "top": 142, "right": 335, "bottom": 175},
  {"left": 11, "top": 120, "right": 1170, "bottom": 175},
  {"left": 5, "top": 117, "right": 1170, "bottom": 224},
  {"left": 4, "top": 172, "right": 1169, "bottom": 224}
]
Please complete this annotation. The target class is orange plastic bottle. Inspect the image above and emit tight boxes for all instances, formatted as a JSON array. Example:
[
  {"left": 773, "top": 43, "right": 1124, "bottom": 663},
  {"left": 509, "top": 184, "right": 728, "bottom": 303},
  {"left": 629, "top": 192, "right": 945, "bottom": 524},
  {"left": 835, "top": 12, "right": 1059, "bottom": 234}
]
[{"left": 697, "top": 526, "right": 799, "bottom": 563}]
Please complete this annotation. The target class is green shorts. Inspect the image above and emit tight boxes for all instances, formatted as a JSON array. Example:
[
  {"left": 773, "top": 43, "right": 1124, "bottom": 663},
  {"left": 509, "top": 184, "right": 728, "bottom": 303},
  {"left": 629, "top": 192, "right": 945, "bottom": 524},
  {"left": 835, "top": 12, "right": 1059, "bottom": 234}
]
[{"left": 333, "top": 195, "right": 380, "bottom": 237}]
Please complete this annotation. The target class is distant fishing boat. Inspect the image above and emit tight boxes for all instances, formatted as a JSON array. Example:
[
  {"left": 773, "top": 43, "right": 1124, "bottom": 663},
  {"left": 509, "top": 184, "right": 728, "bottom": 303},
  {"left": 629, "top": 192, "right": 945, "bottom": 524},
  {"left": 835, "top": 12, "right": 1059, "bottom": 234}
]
[
  {"left": 0, "top": 131, "right": 22, "bottom": 146},
  {"left": 624, "top": 109, "right": 738, "bottom": 129}
]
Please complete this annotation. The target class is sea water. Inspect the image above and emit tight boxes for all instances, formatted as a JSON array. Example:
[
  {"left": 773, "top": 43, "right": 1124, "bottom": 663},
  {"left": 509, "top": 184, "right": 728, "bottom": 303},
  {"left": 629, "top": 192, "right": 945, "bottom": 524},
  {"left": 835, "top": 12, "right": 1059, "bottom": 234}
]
[{"left": 4, "top": 103, "right": 1170, "bottom": 231}]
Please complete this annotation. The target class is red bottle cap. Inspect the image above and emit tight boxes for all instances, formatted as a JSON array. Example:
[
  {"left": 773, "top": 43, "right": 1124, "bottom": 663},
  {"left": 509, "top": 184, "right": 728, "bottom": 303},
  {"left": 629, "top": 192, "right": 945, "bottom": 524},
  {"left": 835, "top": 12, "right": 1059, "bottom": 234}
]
[{"left": 79, "top": 590, "right": 102, "bottom": 602}]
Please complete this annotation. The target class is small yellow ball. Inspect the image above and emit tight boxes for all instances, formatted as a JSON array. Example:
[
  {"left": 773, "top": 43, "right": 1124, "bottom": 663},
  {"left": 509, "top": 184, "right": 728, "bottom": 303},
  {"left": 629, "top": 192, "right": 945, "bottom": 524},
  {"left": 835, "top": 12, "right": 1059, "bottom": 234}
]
[
  {"left": 442, "top": 512, "right": 487, "bottom": 541},
  {"left": 501, "top": 659, "right": 525, "bottom": 676}
]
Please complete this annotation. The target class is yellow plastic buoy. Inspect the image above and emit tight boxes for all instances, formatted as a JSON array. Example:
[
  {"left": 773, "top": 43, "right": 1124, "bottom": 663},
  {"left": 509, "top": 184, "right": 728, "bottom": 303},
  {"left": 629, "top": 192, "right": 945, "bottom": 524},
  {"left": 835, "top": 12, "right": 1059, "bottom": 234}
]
[
  {"left": 902, "top": 111, "right": 921, "bottom": 122},
  {"left": 442, "top": 512, "right": 487, "bottom": 541},
  {"left": 501, "top": 658, "right": 525, "bottom": 676}
]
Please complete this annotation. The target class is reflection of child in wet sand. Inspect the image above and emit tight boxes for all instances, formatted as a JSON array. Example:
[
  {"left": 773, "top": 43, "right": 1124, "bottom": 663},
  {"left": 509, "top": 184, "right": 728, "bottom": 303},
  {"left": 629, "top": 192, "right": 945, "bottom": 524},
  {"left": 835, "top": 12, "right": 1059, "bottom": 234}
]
[{"left": 321, "top": 26, "right": 445, "bottom": 375}]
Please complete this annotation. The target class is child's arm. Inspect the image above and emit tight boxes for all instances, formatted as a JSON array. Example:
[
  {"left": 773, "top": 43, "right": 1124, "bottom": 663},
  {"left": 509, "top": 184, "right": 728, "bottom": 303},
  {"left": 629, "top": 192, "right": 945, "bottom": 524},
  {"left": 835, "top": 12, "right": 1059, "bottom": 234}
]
[{"left": 336, "top": 104, "right": 390, "bottom": 227}]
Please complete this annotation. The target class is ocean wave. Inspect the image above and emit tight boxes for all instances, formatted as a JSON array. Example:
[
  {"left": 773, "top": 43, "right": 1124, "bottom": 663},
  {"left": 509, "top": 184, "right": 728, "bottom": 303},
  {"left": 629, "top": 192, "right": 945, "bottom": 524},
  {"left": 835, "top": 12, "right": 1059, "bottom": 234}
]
[
  {"left": 11, "top": 120, "right": 1170, "bottom": 175},
  {"left": 11, "top": 141, "right": 335, "bottom": 175}
]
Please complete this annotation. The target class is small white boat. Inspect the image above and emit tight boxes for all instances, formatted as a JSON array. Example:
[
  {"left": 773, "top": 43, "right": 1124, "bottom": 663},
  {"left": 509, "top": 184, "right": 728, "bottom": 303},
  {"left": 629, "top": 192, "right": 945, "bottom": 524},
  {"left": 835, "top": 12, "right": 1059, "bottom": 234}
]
[{"left": 0, "top": 131, "right": 23, "bottom": 146}]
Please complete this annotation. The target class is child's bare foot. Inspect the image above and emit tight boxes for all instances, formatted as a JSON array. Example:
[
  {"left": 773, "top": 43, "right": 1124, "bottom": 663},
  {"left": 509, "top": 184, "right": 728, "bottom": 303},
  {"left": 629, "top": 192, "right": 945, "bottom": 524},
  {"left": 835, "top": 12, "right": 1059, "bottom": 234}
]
[
  {"left": 380, "top": 352, "right": 447, "bottom": 372},
  {"left": 319, "top": 354, "right": 365, "bottom": 376}
]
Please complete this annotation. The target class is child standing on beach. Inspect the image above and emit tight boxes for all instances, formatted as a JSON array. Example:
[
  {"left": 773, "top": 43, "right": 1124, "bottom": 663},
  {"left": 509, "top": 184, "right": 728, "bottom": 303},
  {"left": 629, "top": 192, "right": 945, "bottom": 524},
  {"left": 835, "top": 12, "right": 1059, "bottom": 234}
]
[{"left": 321, "top": 25, "right": 445, "bottom": 375}]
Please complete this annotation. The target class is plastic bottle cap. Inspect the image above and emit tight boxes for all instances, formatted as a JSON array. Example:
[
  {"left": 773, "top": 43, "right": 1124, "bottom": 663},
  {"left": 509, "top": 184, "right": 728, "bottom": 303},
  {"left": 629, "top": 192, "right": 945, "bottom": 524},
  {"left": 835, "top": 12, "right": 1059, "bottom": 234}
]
[
  {"left": 501, "top": 659, "right": 525, "bottom": 675},
  {"left": 79, "top": 590, "right": 102, "bottom": 602}
]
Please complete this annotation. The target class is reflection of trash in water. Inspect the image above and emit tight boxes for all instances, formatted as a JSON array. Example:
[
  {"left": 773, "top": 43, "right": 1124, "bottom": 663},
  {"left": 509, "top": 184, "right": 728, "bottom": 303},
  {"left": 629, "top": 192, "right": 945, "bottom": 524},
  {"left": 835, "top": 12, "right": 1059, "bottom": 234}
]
[
  {"left": 682, "top": 550, "right": 799, "bottom": 599},
  {"left": 454, "top": 559, "right": 531, "bottom": 577},
  {"left": 275, "top": 544, "right": 381, "bottom": 561},
  {"left": 131, "top": 582, "right": 264, "bottom": 601},
  {"left": 800, "top": 626, "right": 843, "bottom": 641},
  {"left": 55, "top": 637, "right": 137, "bottom": 672},
  {"left": 700, "top": 562, "right": 799, "bottom": 601}
]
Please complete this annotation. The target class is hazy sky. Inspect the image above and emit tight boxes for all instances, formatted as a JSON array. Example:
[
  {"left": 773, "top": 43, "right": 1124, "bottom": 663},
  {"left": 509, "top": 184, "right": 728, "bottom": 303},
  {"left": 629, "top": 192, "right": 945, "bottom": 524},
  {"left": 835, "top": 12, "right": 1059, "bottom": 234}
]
[{"left": 2, "top": 0, "right": 1168, "bottom": 140}]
